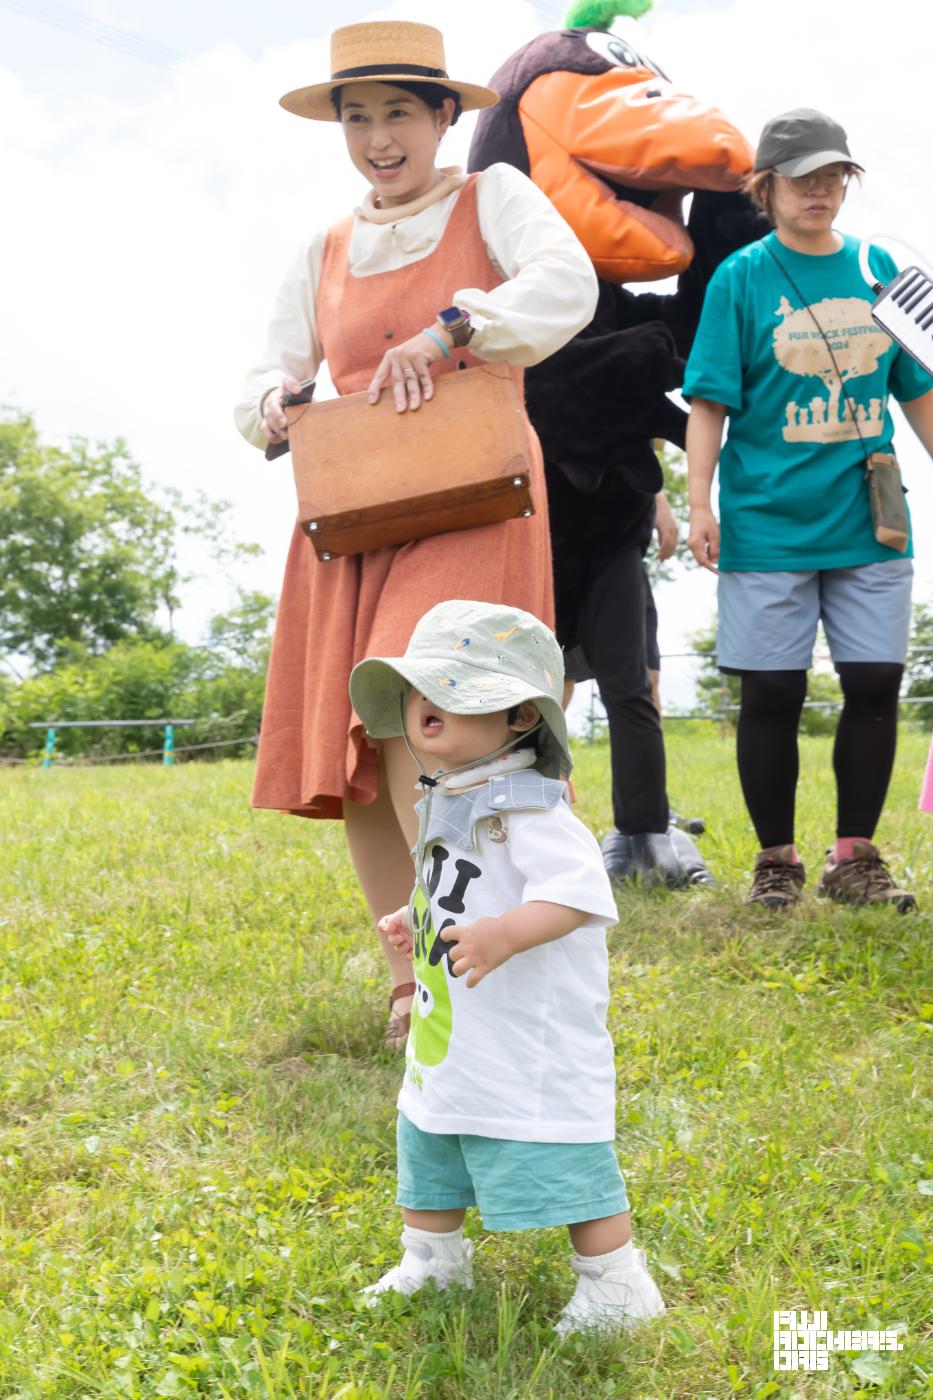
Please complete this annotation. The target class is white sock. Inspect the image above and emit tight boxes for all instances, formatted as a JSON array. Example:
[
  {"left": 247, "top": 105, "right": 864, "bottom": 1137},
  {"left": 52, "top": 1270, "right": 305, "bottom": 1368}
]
[
  {"left": 573, "top": 1239, "right": 635, "bottom": 1272},
  {"left": 557, "top": 1236, "right": 664, "bottom": 1336},
  {"left": 402, "top": 1224, "right": 465, "bottom": 1263}
]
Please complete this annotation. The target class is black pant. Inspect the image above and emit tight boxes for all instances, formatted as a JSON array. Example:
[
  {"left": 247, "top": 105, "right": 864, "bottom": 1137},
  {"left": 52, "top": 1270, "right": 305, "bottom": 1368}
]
[
  {"left": 735, "top": 663, "right": 903, "bottom": 848},
  {"left": 571, "top": 544, "right": 668, "bottom": 834}
]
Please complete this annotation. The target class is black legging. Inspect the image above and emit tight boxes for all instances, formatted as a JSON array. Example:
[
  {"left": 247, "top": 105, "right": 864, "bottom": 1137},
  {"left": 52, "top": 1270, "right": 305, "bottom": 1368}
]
[
  {"left": 736, "top": 662, "right": 903, "bottom": 849},
  {"left": 575, "top": 543, "right": 668, "bottom": 834}
]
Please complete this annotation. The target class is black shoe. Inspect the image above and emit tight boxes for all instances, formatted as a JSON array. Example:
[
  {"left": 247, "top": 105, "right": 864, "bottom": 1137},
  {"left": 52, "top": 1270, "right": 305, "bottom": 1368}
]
[
  {"left": 601, "top": 828, "right": 634, "bottom": 884},
  {"left": 667, "top": 825, "right": 716, "bottom": 886},
  {"left": 628, "top": 832, "right": 685, "bottom": 888},
  {"left": 669, "top": 807, "right": 706, "bottom": 836}
]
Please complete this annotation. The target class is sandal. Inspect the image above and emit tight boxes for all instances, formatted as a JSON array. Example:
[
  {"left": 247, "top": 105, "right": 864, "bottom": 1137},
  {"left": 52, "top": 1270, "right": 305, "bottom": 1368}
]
[{"left": 385, "top": 981, "right": 415, "bottom": 1050}]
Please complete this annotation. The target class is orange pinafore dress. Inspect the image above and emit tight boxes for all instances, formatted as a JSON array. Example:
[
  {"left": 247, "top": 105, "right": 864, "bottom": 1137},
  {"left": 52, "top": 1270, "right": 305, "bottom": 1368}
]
[{"left": 251, "top": 175, "right": 554, "bottom": 819}]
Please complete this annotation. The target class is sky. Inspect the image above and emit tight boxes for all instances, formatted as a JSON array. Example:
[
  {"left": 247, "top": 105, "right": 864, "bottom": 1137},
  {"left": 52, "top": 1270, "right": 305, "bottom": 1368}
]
[{"left": 1, "top": 0, "right": 931, "bottom": 713}]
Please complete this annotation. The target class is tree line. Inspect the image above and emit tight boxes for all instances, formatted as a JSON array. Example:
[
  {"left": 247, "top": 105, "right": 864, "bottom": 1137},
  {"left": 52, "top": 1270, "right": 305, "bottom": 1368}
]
[{"left": 0, "top": 410, "right": 274, "bottom": 759}]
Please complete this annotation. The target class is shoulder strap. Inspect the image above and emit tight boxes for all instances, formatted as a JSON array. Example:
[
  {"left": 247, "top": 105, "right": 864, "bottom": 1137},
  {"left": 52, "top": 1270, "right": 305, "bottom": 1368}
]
[
  {"left": 319, "top": 215, "right": 354, "bottom": 284},
  {"left": 418, "top": 771, "right": 564, "bottom": 851},
  {"left": 442, "top": 171, "right": 480, "bottom": 240}
]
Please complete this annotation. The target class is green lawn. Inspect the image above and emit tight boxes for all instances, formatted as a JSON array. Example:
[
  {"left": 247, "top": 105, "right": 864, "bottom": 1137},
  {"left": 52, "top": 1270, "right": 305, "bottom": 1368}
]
[{"left": 1, "top": 730, "right": 930, "bottom": 1399}]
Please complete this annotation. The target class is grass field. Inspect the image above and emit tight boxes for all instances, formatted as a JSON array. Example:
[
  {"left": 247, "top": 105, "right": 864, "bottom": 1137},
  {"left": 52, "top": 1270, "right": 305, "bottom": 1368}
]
[{"left": 1, "top": 729, "right": 931, "bottom": 1399}]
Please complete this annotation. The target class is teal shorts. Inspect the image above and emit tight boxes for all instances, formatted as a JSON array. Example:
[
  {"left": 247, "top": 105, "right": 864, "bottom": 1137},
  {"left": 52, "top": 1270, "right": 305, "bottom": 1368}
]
[{"left": 396, "top": 1112, "right": 629, "bottom": 1232}]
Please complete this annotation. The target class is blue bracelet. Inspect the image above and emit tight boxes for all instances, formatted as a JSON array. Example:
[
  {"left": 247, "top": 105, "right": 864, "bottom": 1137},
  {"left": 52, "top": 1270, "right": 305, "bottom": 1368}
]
[{"left": 422, "top": 326, "right": 451, "bottom": 359}]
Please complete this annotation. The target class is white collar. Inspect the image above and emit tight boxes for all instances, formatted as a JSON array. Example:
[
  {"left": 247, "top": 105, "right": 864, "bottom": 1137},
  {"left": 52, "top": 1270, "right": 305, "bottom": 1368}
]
[
  {"left": 355, "top": 166, "right": 465, "bottom": 225},
  {"left": 440, "top": 748, "right": 537, "bottom": 792}
]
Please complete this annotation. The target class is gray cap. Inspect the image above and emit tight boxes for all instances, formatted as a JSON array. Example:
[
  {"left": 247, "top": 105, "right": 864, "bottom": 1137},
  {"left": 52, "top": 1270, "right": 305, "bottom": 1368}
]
[
  {"left": 349, "top": 599, "right": 571, "bottom": 780},
  {"left": 754, "top": 107, "right": 863, "bottom": 177}
]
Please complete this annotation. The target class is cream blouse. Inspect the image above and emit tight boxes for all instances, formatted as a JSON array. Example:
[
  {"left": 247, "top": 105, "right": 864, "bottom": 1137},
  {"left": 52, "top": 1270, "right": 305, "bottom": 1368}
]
[{"left": 234, "top": 162, "right": 598, "bottom": 449}]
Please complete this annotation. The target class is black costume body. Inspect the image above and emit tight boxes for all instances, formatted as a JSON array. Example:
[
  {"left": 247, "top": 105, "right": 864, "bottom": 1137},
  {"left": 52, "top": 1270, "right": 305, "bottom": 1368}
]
[{"left": 468, "top": 24, "right": 766, "bottom": 869}]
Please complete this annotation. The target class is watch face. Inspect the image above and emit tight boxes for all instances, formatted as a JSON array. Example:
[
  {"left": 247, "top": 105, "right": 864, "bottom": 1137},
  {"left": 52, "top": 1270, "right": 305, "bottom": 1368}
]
[{"left": 439, "top": 306, "right": 465, "bottom": 327}]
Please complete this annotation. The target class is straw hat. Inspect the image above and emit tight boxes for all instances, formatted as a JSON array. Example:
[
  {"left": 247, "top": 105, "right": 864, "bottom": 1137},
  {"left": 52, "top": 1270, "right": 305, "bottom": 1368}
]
[{"left": 280, "top": 21, "right": 500, "bottom": 122}]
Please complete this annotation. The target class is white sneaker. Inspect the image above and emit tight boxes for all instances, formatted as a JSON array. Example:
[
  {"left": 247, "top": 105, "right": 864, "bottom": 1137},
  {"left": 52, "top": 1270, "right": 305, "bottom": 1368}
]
[
  {"left": 361, "top": 1229, "right": 474, "bottom": 1306},
  {"left": 555, "top": 1246, "right": 665, "bottom": 1338}
]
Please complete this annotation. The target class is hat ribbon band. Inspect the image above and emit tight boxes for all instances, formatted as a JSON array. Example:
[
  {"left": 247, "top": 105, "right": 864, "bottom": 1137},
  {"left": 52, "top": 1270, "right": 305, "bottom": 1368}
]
[{"left": 332, "top": 62, "right": 448, "bottom": 80}]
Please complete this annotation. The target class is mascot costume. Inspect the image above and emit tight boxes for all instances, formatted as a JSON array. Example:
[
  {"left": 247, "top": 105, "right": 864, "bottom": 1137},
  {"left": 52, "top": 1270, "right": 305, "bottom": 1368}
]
[{"left": 468, "top": 0, "right": 766, "bottom": 886}]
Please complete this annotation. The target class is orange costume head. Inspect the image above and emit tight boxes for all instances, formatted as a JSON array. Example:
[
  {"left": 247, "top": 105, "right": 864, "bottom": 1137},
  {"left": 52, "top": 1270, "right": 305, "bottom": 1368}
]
[{"left": 468, "top": 0, "right": 754, "bottom": 282}]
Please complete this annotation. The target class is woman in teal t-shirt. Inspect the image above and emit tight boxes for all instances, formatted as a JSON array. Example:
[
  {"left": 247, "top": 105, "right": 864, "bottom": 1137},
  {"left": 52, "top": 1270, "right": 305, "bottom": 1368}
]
[{"left": 683, "top": 108, "right": 933, "bottom": 912}]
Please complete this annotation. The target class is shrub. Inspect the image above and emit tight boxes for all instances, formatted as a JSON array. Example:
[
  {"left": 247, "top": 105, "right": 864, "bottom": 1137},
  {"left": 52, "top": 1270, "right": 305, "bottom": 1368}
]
[{"left": 0, "top": 639, "right": 264, "bottom": 761}]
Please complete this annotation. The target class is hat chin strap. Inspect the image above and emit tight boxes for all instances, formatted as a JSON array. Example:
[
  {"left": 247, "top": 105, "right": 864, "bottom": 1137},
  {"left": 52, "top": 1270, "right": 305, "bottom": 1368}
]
[
  {"left": 398, "top": 694, "right": 542, "bottom": 789},
  {"left": 398, "top": 696, "right": 544, "bottom": 926}
]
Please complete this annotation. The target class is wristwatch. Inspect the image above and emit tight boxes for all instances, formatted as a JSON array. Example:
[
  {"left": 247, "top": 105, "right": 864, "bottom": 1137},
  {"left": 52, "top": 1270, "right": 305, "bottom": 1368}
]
[{"left": 437, "top": 305, "right": 474, "bottom": 347}]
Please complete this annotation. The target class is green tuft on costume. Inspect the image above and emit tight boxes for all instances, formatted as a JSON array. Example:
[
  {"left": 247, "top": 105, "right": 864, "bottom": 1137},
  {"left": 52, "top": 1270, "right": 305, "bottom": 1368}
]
[{"left": 564, "top": 0, "right": 652, "bottom": 28}]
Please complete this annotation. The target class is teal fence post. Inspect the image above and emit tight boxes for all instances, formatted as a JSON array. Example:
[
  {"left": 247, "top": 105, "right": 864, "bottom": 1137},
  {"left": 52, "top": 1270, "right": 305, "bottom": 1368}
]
[
  {"left": 43, "top": 726, "right": 56, "bottom": 769},
  {"left": 163, "top": 724, "right": 175, "bottom": 766}
]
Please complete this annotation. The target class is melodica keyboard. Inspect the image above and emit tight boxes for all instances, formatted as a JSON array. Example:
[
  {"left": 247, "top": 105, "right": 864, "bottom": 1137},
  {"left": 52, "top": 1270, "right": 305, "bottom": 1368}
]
[{"left": 870, "top": 265, "right": 933, "bottom": 375}]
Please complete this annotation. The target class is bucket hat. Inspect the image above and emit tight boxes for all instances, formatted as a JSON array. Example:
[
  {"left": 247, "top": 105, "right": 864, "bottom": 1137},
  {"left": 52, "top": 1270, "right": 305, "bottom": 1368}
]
[
  {"left": 754, "top": 107, "right": 863, "bottom": 177},
  {"left": 349, "top": 600, "right": 571, "bottom": 780},
  {"left": 280, "top": 21, "right": 500, "bottom": 123}
]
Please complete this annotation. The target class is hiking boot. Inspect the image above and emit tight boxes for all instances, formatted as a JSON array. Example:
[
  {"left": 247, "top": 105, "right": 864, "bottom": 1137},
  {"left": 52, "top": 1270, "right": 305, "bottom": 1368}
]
[
  {"left": 745, "top": 846, "right": 805, "bottom": 910},
  {"left": 817, "top": 842, "right": 917, "bottom": 913}
]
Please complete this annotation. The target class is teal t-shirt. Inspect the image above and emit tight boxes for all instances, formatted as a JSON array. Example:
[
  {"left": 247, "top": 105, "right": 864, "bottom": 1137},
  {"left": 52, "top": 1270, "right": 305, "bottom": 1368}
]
[{"left": 682, "top": 232, "right": 933, "bottom": 571}]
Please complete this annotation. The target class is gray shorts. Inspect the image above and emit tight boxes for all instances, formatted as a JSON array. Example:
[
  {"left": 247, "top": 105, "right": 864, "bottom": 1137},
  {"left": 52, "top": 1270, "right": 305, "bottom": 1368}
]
[{"left": 717, "top": 560, "right": 913, "bottom": 672}]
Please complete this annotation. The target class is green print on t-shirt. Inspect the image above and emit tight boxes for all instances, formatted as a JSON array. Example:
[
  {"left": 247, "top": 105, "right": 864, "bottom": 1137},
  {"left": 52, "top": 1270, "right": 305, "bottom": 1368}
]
[{"left": 408, "top": 883, "right": 453, "bottom": 1068}]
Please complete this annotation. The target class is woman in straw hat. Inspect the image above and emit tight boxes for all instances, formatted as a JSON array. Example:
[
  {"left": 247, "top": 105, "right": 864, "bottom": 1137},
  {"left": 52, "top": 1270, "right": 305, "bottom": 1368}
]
[{"left": 235, "top": 21, "right": 597, "bottom": 1047}]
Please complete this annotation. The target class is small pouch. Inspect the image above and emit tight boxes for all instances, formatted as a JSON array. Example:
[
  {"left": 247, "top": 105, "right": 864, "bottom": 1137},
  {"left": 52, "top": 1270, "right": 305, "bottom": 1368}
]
[{"left": 865, "top": 451, "right": 909, "bottom": 553}]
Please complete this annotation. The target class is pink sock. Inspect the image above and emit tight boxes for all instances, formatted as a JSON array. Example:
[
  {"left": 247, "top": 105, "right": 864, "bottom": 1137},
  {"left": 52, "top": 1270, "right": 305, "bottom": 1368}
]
[{"left": 834, "top": 837, "right": 868, "bottom": 862}]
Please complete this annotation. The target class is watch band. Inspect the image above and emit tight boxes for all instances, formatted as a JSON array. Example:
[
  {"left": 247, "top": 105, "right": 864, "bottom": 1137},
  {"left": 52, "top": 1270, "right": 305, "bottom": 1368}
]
[{"left": 438, "top": 305, "right": 474, "bottom": 347}]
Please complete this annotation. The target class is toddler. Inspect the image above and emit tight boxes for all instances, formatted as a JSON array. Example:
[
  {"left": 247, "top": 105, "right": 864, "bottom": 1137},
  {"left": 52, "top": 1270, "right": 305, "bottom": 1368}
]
[{"left": 349, "top": 600, "right": 665, "bottom": 1336}]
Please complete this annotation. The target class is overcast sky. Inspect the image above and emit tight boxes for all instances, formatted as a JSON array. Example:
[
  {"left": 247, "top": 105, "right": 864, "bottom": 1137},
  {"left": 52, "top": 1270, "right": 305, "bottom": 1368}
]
[{"left": 1, "top": 0, "right": 931, "bottom": 710}]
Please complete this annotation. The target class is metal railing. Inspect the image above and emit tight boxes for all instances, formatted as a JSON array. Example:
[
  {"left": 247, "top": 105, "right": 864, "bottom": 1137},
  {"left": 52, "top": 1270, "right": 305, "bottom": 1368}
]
[
  {"left": 8, "top": 643, "right": 932, "bottom": 763},
  {"left": 1, "top": 729, "right": 259, "bottom": 768},
  {"left": 581, "top": 645, "right": 933, "bottom": 740},
  {"left": 26, "top": 717, "right": 196, "bottom": 768}
]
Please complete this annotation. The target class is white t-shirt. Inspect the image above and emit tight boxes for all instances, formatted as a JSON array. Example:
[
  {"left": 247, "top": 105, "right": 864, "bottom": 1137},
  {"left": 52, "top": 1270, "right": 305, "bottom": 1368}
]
[{"left": 398, "top": 764, "right": 619, "bottom": 1144}]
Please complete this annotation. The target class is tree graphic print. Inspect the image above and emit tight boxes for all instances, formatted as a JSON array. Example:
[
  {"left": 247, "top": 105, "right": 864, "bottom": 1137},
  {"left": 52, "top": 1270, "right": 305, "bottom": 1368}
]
[{"left": 772, "top": 296, "right": 892, "bottom": 442}]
